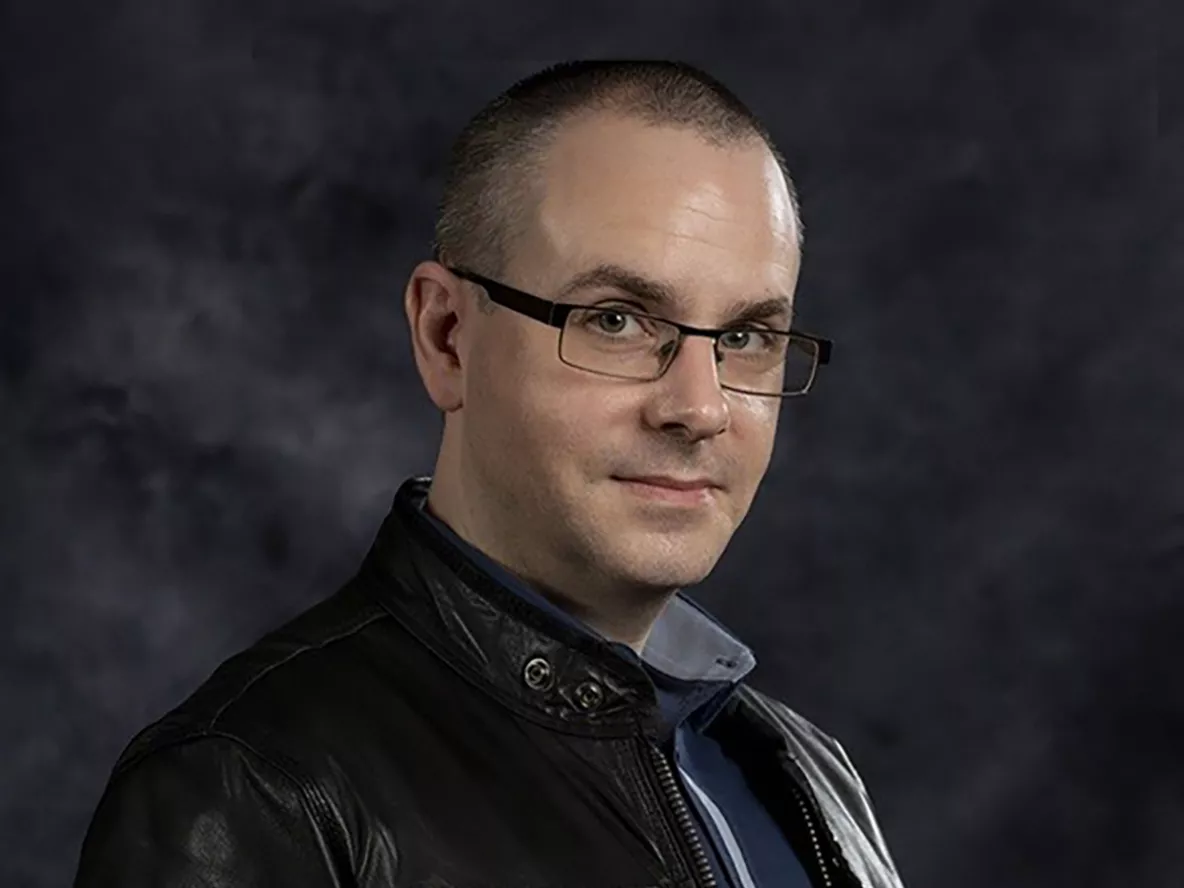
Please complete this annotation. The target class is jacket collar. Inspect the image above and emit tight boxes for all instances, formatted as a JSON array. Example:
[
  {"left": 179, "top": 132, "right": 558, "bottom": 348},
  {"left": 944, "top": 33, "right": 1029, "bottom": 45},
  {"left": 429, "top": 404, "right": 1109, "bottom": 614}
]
[{"left": 359, "top": 476, "right": 754, "bottom": 738}]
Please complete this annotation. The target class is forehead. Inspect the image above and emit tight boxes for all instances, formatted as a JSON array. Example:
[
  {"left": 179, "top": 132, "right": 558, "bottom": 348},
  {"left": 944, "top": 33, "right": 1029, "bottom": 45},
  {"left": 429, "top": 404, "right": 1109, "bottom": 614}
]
[{"left": 521, "top": 112, "right": 800, "bottom": 302}]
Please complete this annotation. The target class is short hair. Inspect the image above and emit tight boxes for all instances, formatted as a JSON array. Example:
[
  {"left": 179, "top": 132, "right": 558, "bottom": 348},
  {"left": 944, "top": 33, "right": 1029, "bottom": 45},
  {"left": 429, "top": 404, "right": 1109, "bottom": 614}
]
[{"left": 432, "top": 60, "right": 803, "bottom": 313}]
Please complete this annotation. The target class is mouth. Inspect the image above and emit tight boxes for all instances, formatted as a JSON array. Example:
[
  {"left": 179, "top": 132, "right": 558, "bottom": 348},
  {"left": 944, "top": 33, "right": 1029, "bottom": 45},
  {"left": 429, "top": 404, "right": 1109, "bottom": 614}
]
[{"left": 612, "top": 475, "right": 719, "bottom": 508}]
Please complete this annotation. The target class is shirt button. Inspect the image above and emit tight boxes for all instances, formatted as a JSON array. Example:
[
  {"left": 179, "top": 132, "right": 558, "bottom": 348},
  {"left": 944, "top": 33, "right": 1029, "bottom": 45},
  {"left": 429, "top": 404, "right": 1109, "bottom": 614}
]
[{"left": 523, "top": 656, "right": 555, "bottom": 691}]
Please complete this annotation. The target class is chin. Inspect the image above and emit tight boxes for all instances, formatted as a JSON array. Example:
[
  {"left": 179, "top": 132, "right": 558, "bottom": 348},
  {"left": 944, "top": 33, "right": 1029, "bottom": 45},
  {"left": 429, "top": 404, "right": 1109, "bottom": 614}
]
[
  {"left": 609, "top": 539, "right": 723, "bottom": 587},
  {"left": 633, "top": 565, "right": 717, "bottom": 593}
]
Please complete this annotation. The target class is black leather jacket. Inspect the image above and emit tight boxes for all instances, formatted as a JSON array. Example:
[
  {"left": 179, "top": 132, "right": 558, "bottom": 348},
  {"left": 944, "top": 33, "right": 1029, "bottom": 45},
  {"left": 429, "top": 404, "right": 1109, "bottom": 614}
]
[{"left": 74, "top": 477, "right": 905, "bottom": 888}]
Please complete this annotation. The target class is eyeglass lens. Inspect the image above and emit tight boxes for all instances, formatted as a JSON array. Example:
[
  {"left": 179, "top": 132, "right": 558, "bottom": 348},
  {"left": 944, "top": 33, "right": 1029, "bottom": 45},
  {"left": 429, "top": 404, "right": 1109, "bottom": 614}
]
[{"left": 560, "top": 307, "right": 816, "bottom": 396}]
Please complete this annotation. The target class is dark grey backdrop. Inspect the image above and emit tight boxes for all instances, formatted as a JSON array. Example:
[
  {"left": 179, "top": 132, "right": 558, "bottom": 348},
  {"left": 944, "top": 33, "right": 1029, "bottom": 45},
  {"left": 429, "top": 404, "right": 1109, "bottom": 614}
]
[{"left": 2, "top": 2, "right": 1174, "bottom": 886}]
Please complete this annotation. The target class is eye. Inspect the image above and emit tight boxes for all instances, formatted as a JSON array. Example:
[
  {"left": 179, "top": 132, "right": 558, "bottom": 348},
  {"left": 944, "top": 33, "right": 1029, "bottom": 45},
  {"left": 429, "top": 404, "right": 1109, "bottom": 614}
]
[
  {"left": 719, "top": 328, "right": 783, "bottom": 354},
  {"left": 720, "top": 329, "right": 750, "bottom": 349},
  {"left": 593, "top": 311, "right": 632, "bottom": 334},
  {"left": 581, "top": 303, "right": 657, "bottom": 338}
]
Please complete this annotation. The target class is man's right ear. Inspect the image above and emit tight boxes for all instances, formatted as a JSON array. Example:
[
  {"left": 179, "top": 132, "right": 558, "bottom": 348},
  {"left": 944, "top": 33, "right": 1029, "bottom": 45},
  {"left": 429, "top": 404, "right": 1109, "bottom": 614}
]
[{"left": 403, "top": 261, "right": 468, "bottom": 414}]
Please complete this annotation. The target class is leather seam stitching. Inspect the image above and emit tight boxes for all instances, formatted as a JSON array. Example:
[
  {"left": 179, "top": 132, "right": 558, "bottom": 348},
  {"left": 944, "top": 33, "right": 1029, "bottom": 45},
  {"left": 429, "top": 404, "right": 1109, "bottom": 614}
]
[{"left": 208, "top": 605, "right": 388, "bottom": 732}]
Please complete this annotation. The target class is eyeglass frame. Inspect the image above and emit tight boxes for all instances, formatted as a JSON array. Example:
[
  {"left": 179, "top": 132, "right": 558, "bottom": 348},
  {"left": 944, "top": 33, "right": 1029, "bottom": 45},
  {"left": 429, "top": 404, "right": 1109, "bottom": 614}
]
[{"left": 443, "top": 265, "right": 833, "bottom": 398}]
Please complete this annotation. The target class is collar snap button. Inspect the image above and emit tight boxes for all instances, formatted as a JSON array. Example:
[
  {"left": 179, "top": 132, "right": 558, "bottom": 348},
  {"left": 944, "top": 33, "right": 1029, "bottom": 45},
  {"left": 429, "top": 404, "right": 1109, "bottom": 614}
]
[
  {"left": 523, "top": 656, "right": 555, "bottom": 691},
  {"left": 574, "top": 680, "right": 605, "bottom": 712}
]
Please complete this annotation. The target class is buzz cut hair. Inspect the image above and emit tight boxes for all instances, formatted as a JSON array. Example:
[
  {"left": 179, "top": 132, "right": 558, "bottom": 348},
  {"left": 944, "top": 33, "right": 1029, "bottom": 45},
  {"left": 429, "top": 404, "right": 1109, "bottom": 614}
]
[{"left": 431, "top": 60, "right": 803, "bottom": 313}]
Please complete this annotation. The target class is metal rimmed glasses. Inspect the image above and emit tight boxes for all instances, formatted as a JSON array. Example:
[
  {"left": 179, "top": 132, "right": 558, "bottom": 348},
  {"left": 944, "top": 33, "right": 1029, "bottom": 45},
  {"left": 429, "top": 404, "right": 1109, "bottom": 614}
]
[{"left": 447, "top": 266, "right": 832, "bottom": 398}]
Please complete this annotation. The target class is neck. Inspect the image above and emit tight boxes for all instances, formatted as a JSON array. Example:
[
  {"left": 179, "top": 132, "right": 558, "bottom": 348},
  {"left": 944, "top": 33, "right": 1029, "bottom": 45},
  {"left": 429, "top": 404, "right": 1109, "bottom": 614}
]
[
  {"left": 424, "top": 487, "right": 671, "bottom": 655},
  {"left": 528, "top": 578, "right": 671, "bottom": 654}
]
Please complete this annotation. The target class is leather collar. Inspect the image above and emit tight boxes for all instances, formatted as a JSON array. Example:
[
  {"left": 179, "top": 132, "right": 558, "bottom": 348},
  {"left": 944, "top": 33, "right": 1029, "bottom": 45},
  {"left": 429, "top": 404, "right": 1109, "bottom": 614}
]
[{"left": 361, "top": 476, "right": 669, "bottom": 737}]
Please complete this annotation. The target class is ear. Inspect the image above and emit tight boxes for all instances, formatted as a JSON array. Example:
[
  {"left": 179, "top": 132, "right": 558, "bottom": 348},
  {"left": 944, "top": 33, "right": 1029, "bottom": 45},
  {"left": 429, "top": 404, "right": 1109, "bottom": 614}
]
[{"left": 404, "top": 261, "right": 471, "bottom": 413}]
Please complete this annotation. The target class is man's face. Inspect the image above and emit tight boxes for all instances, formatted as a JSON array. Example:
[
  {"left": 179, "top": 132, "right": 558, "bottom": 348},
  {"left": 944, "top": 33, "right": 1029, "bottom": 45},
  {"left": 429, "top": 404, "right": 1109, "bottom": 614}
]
[{"left": 449, "top": 112, "right": 800, "bottom": 600}]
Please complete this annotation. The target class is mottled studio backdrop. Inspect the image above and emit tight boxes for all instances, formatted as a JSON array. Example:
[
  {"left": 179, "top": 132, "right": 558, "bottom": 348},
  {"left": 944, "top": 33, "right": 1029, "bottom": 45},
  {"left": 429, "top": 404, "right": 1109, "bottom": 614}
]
[{"left": 2, "top": 1, "right": 1175, "bottom": 886}]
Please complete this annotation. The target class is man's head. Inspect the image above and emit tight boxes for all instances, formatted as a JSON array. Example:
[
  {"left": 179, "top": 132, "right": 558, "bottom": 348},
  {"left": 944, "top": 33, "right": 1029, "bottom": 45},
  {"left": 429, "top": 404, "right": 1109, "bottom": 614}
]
[{"left": 404, "top": 61, "right": 803, "bottom": 644}]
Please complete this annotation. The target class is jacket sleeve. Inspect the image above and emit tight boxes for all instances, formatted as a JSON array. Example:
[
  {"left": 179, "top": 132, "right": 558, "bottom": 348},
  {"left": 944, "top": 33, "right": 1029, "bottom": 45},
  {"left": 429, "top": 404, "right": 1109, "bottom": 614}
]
[
  {"left": 73, "top": 734, "right": 347, "bottom": 888},
  {"left": 829, "top": 738, "right": 907, "bottom": 887}
]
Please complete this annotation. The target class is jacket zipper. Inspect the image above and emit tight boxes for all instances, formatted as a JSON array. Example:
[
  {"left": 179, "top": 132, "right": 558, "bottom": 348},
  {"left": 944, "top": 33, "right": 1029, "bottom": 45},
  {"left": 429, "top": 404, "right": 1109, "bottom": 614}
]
[
  {"left": 780, "top": 749, "right": 867, "bottom": 888},
  {"left": 783, "top": 758, "right": 834, "bottom": 888},
  {"left": 646, "top": 743, "right": 717, "bottom": 888},
  {"left": 644, "top": 742, "right": 853, "bottom": 888}
]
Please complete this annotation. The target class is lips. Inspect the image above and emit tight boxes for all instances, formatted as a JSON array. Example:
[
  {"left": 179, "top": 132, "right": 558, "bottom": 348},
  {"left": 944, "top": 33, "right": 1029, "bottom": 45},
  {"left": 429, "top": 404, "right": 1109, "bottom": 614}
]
[
  {"left": 613, "top": 475, "right": 719, "bottom": 508},
  {"left": 617, "top": 475, "right": 719, "bottom": 491}
]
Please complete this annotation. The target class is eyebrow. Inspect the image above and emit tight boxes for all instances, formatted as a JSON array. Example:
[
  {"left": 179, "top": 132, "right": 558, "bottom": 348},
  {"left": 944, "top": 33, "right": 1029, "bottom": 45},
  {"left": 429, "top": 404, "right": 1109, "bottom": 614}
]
[{"left": 554, "top": 263, "right": 795, "bottom": 327}]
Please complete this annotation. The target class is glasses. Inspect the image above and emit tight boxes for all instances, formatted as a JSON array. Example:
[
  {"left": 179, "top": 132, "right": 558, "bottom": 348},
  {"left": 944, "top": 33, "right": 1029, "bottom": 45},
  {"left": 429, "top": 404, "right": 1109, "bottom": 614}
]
[{"left": 447, "top": 267, "right": 832, "bottom": 398}]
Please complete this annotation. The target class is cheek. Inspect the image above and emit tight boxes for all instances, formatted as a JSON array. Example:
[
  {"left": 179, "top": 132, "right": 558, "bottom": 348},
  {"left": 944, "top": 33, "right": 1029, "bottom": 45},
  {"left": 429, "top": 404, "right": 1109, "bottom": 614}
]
[
  {"left": 734, "top": 390, "right": 781, "bottom": 431},
  {"left": 730, "top": 395, "right": 781, "bottom": 467},
  {"left": 524, "top": 379, "right": 612, "bottom": 467},
  {"left": 734, "top": 389, "right": 782, "bottom": 426},
  {"left": 469, "top": 329, "right": 587, "bottom": 461},
  {"left": 516, "top": 365, "right": 625, "bottom": 483}
]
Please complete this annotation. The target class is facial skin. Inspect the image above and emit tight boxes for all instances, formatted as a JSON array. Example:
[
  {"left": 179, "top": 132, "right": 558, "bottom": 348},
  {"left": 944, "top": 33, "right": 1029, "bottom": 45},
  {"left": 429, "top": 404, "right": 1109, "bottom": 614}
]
[{"left": 404, "top": 111, "right": 801, "bottom": 652}]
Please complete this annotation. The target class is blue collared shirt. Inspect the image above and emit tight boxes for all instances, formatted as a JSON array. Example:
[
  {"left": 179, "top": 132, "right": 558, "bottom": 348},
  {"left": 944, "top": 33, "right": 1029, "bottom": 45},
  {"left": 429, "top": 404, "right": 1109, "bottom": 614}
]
[{"left": 417, "top": 497, "right": 811, "bottom": 888}]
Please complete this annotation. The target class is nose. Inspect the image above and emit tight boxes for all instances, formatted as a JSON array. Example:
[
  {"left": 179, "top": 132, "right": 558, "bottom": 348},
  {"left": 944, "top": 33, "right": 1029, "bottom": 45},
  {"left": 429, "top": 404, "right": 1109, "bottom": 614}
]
[{"left": 642, "top": 335, "right": 730, "bottom": 442}]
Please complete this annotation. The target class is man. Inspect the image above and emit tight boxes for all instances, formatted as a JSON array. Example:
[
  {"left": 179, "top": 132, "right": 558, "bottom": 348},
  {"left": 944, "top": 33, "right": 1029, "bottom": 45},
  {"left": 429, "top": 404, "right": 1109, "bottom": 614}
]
[{"left": 74, "top": 60, "right": 905, "bottom": 888}]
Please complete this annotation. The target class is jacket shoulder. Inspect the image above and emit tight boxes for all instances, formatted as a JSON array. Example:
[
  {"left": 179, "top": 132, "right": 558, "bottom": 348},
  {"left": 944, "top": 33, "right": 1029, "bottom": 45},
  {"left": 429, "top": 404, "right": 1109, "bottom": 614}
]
[
  {"left": 113, "top": 577, "right": 392, "bottom": 777},
  {"left": 735, "top": 686, "right": 854, "bottom": 767},
  {"left": 75, "top": 730, "right": 350, "bottom": 887}
]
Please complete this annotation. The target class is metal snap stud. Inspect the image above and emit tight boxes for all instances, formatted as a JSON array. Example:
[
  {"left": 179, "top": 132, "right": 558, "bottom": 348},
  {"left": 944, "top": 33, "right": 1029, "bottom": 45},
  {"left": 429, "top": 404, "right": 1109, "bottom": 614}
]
[
  {"left": 574, "top": 680, "right": 605, "bottom": 712},
  {"left": 523, "top": 656, "right": 554, "bottom": 691}
]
